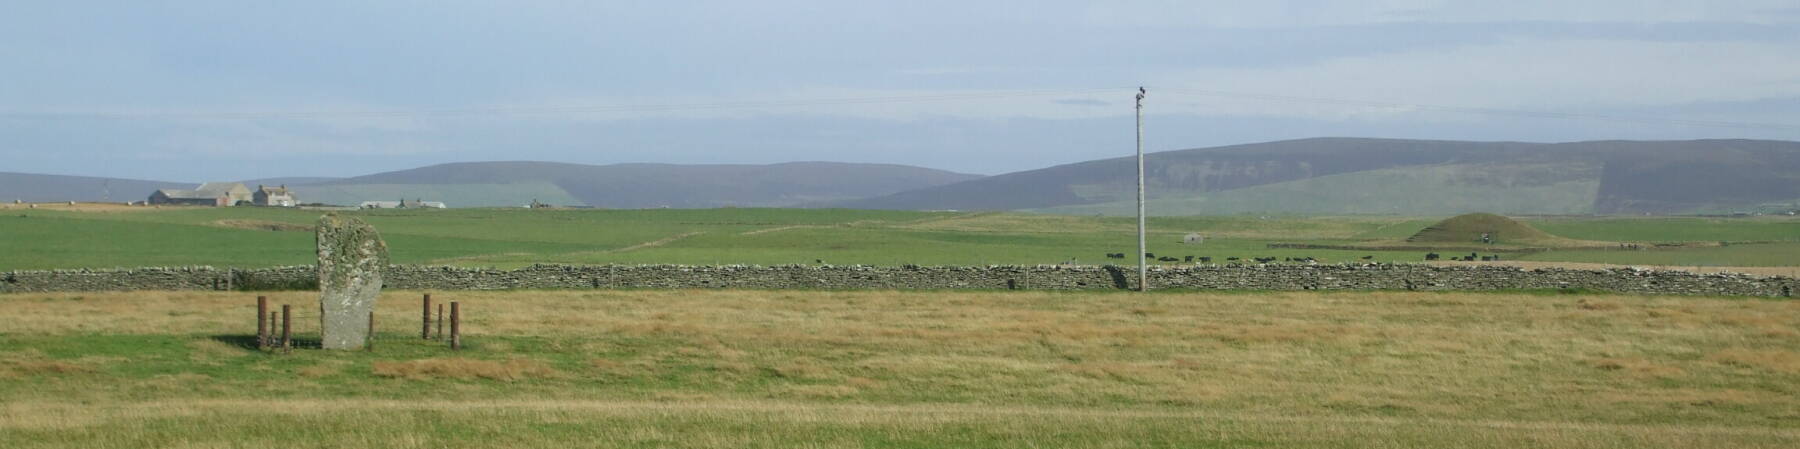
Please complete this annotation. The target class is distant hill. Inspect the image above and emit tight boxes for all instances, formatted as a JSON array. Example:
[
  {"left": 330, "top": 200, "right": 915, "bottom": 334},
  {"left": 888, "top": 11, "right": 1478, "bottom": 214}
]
[
  {"left": 836, "top": 138, "right": 1800, "bottom": 215},
  {"left": 0, "top": 172, "right": 191, "bottom": 203},
  {"left": 296, "top": 161, "right": 983, "bottom": 208},
  {"left": 237, "top": 177, "right": 342, "bottom": 188},
  {"left": 2, "top": 162, "right": 980, "bottom": 208}
]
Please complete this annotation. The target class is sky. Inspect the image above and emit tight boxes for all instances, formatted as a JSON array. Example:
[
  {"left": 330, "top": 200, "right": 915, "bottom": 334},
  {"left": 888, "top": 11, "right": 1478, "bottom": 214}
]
[{"left": 2, "top": 1, "right": 1797, "bottom": 181}]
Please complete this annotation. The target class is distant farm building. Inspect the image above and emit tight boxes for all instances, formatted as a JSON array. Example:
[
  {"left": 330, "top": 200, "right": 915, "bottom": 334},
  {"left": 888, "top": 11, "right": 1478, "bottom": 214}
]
[
  {"left": 252, "top": 185, "right": 297, "bottom": 207},
  {"left": 1183, "top": 233, "right": 1204, "bottom": 244},
  {"left": 360, "top": 198, "right": 447, "bottom": 209},
  {"left": 148, "top": 182, "right": 252, "bottom": 206}
]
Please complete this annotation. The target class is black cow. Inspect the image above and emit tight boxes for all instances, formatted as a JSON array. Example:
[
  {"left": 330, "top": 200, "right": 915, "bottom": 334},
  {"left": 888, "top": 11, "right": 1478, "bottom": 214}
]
[
  {"left": 1183, "top": 255, "right": 1194, "bottom": 262},
  {"left": 1198, "top": 256, "right": 1212, "bottom": 263},
  {"left": 1425, "top": 252, "right": 1440, "bottom": 261}
]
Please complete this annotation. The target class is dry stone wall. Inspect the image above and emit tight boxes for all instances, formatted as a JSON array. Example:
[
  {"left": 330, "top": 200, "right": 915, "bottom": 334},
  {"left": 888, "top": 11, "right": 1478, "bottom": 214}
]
[{"left": 2, "top": 264, "right": 1794, "bottom": 297}]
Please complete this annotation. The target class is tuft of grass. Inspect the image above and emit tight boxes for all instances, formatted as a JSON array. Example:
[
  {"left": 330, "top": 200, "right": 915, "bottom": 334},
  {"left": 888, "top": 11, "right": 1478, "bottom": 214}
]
[
  {"left": 1576, "top": 298, "right": 1623, "bottom": 310},
  {"left": 1590, "top": 358, "right": 1685, "bottom": 378},
  {"left": 371, "top": 357, "right": 560, "bottom": 381},
  {"left": 0, "top": 360, "right": 93, "bottom": 377},
  {"left": 1708, "top": 349, "right": 1800, "bottom": 374}
]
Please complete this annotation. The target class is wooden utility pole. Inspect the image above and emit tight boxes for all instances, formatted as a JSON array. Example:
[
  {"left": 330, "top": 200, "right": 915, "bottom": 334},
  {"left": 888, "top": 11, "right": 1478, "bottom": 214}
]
[{"left": 1136, "top": 86, "right": 1148, "bottom": 292}]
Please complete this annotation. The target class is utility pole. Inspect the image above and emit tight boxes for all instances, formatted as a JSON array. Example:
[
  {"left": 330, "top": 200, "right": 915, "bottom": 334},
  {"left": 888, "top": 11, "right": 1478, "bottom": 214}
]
[{"left": 1135, "top": 87, "right": 1147, "bottom": 292}]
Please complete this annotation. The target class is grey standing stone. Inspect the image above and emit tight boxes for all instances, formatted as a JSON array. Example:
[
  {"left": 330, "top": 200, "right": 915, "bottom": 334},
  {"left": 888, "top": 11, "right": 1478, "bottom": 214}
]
[{"left": 316, "top": 213, "right": 389, "bottom": 350}]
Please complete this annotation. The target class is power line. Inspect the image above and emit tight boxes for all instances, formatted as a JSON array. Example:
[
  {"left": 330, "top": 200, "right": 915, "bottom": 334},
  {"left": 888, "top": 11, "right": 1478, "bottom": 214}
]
[
  {"left": 1155, "top": 88, "right": 1800, "bottom": 131},
  {"left": 0, "top": 87, "right": 1131, "bottom": 121},
  {"left": 2, "top": 85, "right": 1794, "bottom": 132}
]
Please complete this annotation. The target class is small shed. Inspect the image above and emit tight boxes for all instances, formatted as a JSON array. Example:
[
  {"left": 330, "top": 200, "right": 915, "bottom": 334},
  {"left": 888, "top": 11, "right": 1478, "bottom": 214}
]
[{"left": 1182, "top": 233, "right": 1204, "bottom": 244}]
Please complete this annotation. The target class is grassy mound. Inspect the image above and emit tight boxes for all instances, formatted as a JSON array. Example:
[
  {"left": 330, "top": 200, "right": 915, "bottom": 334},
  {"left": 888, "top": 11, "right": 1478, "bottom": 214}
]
[{"left": 1407, "top": 213, "right": 1555, "bottom": 245}]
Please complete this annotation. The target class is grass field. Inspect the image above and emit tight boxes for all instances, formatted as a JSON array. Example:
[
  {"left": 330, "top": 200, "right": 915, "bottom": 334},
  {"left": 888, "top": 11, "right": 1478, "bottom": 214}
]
[
  {"left": 1, "top": 205, "right": 1795, "bottom": 270},
  {"left": 1, "top": 289, "right": 1797, "bottom": 448}
]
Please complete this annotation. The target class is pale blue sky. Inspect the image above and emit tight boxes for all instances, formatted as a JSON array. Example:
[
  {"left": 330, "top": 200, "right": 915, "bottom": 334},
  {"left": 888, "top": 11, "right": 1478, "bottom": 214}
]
[{"left": 2, "top": 1, "right": 1797, "bottom": 181}]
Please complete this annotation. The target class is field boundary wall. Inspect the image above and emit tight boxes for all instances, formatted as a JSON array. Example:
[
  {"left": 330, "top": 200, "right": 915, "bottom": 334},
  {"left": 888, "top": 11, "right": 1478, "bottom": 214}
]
[{"left": 2, "top": 264, "right": 1795, "bottom": 297}]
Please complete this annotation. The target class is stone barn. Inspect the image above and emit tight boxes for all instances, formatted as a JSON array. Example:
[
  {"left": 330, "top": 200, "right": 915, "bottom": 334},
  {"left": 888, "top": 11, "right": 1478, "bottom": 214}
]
[{"left": 148, "top": 182, "right": 251, "bottom": 206}]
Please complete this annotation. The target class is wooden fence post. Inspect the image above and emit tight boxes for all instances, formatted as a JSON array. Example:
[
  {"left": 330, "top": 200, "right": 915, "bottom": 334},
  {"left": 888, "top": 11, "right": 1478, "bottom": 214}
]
[
  {"left": 256, "top": 296, "right": 268, "bottom": 349},
  {"left": 280, "top": 304, "right": 292, "bottom": 352},
  {"left": 421, "top": 293, "right": 432, "bottom": 339},
  {"left": 367, "top": 311, "right": 376, "bottom": 351},
  {"left": 436, "top": 303, "right": 444, "bottom": 339},
  {"left": 450, "top": 301, "right": 461, "bottom": 350}
]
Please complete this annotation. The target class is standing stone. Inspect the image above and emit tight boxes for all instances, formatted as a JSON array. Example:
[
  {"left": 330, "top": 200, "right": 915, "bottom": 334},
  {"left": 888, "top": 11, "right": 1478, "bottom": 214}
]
[{"left": 316, "top": 213, "right": 389, "bottom": 350}]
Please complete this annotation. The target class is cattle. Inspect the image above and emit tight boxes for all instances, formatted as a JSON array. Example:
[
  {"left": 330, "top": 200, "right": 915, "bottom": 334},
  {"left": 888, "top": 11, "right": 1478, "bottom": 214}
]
[
  {"left": 1198, "top": 256, "right": 1212, "bottom": 263},
  {"left": 1425, "top": 252, "right": 1440, "bottom": 261},
  {"left": 1105, "top": 253, "right": 1125, "bottom": 259},
  {"left": 1157, "top": 256, "right": 1178, "bottom": 262},
  {"left": 1253, "top": 257, "right": 1276, "bottom": 263},
  {"left": 1360, "top": 255, "right": 1374, "bottom": 260},
  {"left": 1183, "top": 255, "right": 1194, "bottom": 262},
  {"left": 1145, "top": 252, "right": 1156, "bottom": 259},
  {"left": 1226, "top": 257, "right": 1241, "bottom": 261}
]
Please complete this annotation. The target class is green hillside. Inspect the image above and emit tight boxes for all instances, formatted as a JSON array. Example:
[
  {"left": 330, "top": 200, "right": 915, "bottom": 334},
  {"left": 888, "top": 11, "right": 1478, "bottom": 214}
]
[
  {"left": 0, "top": 172, "right": 190, "bottom": 203},
  {"left": 316, "top": 161, "right": 983, "bottom": 209},
  {"left": 1031, "top": 163, "right": 1601, "bottom": 216},
  {"left": 842, "top": 138, "right": 1800, "bottom": 215}
]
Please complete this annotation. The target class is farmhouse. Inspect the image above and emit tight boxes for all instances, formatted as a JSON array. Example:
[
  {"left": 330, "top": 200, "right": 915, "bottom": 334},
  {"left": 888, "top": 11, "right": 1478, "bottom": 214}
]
[
  {"left": 148, "top": 182, "right": 252, "bottom": 206},
  {"left": 253, "top": 185, "right": 297, "bottom": 207}
]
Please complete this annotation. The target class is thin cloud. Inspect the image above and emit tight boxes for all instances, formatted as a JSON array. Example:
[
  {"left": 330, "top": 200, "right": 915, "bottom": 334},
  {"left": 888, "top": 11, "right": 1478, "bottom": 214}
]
[{"left": 1053, "top": 98, "right": 1111, "bottom": 107}]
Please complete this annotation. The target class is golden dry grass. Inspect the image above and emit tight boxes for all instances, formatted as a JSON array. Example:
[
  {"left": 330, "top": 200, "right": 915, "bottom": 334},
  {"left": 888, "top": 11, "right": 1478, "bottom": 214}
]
[
  {"left": 0, "top": 351, "right": 96, "bottom": 378},
  {"left": 2, "top": 398, "right": 1797, "bottom": 448},
  {"left": 372, "top": 357, "right": 560, "bottom": 381},
  {"left": 208, "top": 219, "right": 314, "bottom": 232},
  {"left": 1, "top": 288, "right": 1797, "bottom": 447}
]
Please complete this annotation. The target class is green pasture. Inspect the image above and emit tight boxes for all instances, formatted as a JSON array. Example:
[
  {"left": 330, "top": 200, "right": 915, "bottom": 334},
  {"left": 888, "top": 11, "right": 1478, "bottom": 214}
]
[{"left": 0, "top": 207, "right": 1795, "bottom": 270}]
